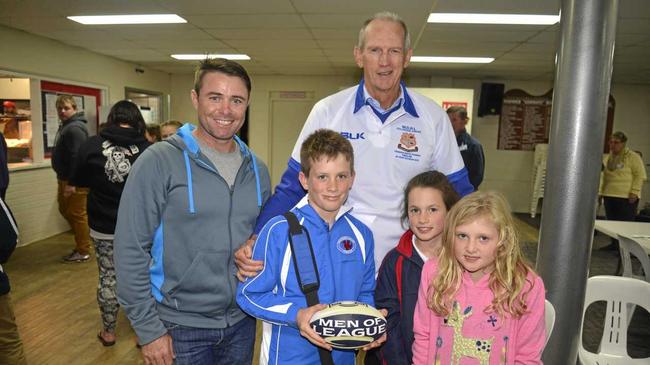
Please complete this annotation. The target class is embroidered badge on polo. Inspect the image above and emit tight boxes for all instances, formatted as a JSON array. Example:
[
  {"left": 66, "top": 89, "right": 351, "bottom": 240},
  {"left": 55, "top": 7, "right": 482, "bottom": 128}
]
[
  {"left": 336, "top": 236, "right": 357, "bottom": 254},
  {"left": 394, "top": 125, "right": 422, "bottom": 162},
  {"left": 397, "top": 132, "right": 419, "bottom": 152}
]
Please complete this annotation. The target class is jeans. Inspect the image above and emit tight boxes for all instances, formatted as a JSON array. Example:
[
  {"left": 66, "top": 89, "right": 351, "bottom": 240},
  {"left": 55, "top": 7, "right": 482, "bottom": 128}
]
[{"left": 163, "top": 316, "right": 256, "bottom": 365}]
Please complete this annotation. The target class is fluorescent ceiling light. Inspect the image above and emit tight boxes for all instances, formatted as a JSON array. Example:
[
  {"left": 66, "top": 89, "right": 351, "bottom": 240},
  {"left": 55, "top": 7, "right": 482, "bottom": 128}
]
[
  {"left": 68, "top": 14, "right": 186, "bottom": 25},
  {"left": 171, "top": 54, "right": 251, "bottom": 61},
  {"left": 428, "top": 13, "right": 559, "bottom": 25},
  {"left": 411, "top": 56, "right": 494, "bottom": 64}
]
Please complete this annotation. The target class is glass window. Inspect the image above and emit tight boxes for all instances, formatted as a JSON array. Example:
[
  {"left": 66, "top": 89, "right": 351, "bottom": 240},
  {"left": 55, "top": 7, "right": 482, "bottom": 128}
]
[{"left": 1, "top": 77, "right": 33, "bottom": 165}]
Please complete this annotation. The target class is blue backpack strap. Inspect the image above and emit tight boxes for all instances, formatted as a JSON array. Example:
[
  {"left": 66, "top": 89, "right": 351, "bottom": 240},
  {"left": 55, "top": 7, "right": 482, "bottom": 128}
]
[{"left": 283, "top": 212, "right": 333, "bottom": 365}]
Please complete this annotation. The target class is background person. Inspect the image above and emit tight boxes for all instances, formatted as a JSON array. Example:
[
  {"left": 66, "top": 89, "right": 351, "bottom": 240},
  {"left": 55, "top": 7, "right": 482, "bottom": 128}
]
[
  {"left": 0, "top": 132, "right": 7, "bottom": 199},
  {"left": 52, "top": 94, "right": 91, "bottom": 263},
  {"left": 160, "top": 120, "right": 182, "bottom": 140},
  {"left": 69, "top": 100, "right": 151, "bottom": 347},
  {"left": 0, "top": 197, "right": 27, "bottom": 365},
  {"left": 0, "top": 101, "right": 19, "bottom": 140},
  {"left": 447, "top": 106, "right": 485, "bottom": 190},
  {"left": 145, "top": 123, "right": 161, "bottom": 143},
  {"left": 599, "top": 131, "right": 647, "bottom": 250}
]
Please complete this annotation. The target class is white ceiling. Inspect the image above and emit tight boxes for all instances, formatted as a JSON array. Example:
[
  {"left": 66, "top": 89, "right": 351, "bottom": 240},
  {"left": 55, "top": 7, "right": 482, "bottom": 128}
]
[{"left": 0, "top": 0, "right": 648, "bottom": 83}]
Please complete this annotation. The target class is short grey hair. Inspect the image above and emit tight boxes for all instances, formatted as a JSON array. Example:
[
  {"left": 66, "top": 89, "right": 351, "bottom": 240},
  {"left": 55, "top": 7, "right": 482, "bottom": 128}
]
[{"left": 357, "top": 11, "right": 411, "bottom": 50}]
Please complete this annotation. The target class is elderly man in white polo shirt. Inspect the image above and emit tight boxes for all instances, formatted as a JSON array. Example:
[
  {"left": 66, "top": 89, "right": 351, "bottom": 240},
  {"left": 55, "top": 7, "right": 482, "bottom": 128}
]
[{"left": 236, "top": 11, "right": 472, "bottom": 278}]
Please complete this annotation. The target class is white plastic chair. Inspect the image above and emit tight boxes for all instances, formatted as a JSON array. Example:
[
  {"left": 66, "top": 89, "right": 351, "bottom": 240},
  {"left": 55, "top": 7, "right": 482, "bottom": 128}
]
[
  {"left": 543, "top": 299, "right": 555, "bottom": 347},
  {"left": 617, "top": 235, "right": 650, "bottom": 326},
  {"left": 617, "top": 235, "right": 650, "bottom": 282},
  {"left": 529, "top": 144, "right": 548, "bottom": 218},
  {"left": 578, "top": 275, "right": 650, "bottom": 365}
]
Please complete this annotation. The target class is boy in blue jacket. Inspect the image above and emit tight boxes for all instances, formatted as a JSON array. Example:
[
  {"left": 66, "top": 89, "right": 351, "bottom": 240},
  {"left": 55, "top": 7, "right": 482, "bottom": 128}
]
[{"left": 237, "top": 129, "right": 384, "bottom": 365}]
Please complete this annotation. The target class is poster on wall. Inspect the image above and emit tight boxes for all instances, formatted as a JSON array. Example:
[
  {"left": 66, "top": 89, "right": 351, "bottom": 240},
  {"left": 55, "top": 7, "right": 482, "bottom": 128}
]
[
  {"left": 410, "top": 88, "right": 474, "bottom": 133},
  {"left": 497, "top": 89, "right": 615, "bottom": 151}
]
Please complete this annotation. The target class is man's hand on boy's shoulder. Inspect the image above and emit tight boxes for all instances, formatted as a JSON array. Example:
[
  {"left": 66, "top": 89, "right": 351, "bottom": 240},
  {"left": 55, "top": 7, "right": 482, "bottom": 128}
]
[
  {"left": 296, "top": 304, "right": 333, "bottom": 351},
  {"left": 235, "top": 234, "right": 264, "bottom": 282}
]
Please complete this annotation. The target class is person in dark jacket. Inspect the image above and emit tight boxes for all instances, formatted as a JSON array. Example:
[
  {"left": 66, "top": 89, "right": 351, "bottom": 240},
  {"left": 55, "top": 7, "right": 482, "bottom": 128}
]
[
  {"left": 0, "top": 197, "right": 27, "bottom": 364},
  {"left": 52, "top": 94, "right": 91, "bottom": 263},
  {"left": 447, "top": 106, "right": 485, "bottom": 190},
  {"left": 0, "top": 132, "right": 8, "bottom": 199},
  {"left": 374, "top": 171, "right": 459, "bottom": 365},
  {"left": 70, "top": 100, "right": 150, "bottom": 346}
]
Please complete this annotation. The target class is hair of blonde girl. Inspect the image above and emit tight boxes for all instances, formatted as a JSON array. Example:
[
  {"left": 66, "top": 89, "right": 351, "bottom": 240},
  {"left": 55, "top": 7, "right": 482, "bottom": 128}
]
[{"left": 428, "top": 191, "right": 536, "bottom": 319}]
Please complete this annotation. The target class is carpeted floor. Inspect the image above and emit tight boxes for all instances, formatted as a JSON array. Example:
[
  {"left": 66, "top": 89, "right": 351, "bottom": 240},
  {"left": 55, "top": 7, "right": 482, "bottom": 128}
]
[{"left": 515, "top": 213, "right": 649, "bottom": 359}]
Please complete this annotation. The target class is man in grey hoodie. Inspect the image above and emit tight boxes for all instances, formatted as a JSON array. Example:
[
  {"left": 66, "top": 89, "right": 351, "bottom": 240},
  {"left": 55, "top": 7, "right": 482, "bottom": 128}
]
[
  {"left": 114, "top": 59, "right": 271, "bottom": 365},
  {"left": 52, "top": 94, "right": 90, "bottom": 263}
]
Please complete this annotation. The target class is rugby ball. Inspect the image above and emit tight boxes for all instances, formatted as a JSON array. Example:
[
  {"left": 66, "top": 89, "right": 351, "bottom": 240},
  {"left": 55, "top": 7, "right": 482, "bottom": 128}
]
[{"left": 309, "top": 301, "right": 386, "bottom": 349}]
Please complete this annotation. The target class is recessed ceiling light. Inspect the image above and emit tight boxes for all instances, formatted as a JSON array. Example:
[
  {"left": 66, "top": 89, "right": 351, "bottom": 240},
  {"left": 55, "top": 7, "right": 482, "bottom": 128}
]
[
  {"left": 67, "top": 14, "right": 187, "bottom": 25},
  {"left": 411, "top": 56, "right": 494, "bottom": 64},
  {"left": 171, "top": 54, "right": 251, "bottom": 61},
  {"left": 428, "top": 13, "right": 559, "bottom": 25}
]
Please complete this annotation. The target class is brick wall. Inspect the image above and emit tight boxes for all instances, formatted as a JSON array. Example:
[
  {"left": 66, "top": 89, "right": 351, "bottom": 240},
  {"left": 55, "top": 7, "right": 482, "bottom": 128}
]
[{"left": 5, "top": 166, "right": 69, "bottom": 246}]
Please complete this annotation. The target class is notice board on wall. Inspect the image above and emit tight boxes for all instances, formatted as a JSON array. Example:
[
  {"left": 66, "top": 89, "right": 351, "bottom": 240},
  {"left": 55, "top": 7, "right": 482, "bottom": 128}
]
[
  {"left": 498, "top": 89, "right": 553, "bottom": 151},
  {"left": 497, "top": 89, "right": 615, "bottom": 151}
]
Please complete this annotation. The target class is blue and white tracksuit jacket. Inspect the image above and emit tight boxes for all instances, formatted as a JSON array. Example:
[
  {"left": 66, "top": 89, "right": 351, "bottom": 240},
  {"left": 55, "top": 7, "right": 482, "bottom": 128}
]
[{"left": 237, "top": 196, "right": 376, "bottom": 365}]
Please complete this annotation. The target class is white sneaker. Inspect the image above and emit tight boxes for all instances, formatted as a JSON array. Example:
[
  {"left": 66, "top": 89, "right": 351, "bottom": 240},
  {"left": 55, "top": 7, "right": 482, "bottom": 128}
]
[{"left": 62, "top": 251, "right": 90, "bottom": 263}]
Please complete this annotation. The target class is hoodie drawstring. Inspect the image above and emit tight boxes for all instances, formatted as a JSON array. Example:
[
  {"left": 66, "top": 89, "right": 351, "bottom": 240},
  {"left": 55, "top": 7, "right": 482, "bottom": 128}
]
[
  {"left": 183, "top": 151, "right": 196, "bottom": 214},
  {"left": 251, "top": 153, "right": 262, "bottom": 207}
]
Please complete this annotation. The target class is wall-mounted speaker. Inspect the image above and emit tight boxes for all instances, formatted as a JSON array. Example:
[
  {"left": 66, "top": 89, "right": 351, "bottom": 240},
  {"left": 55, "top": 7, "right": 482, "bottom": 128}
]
[{"left": 478, "top": 82, "right": 504, "bottom": 116}]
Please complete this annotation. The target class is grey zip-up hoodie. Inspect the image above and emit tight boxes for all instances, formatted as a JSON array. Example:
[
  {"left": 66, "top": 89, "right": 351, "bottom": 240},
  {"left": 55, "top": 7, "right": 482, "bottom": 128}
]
[{"left": 114, "top": 123, "right": 271, "bottom": 345}]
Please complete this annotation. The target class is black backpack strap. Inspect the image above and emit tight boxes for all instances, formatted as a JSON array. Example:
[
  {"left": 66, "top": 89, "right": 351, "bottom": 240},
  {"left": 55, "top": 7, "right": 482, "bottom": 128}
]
[
  {"left": 283, "top": 212, "right": 334, "bottom": 365},
  {"left": 283, "top": 212, "right": 320, "bottom": 305}
]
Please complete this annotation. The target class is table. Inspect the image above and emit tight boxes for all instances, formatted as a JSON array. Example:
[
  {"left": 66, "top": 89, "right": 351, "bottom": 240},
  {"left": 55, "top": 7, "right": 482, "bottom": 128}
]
[{"left": 594, "top": 219, "right": 650, "bottom": 254}]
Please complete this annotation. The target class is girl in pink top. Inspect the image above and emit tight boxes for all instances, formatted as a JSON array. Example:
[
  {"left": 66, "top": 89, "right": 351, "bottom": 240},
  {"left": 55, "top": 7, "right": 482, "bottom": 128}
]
[{"left": 412, "top": 191, "right": 546, "bottom": 365}]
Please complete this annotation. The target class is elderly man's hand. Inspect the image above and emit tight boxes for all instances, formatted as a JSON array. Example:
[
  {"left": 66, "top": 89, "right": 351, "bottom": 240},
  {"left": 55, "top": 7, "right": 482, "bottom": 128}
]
[{"left": 234, "top": 235, "right": 264, "bottom": 282}]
